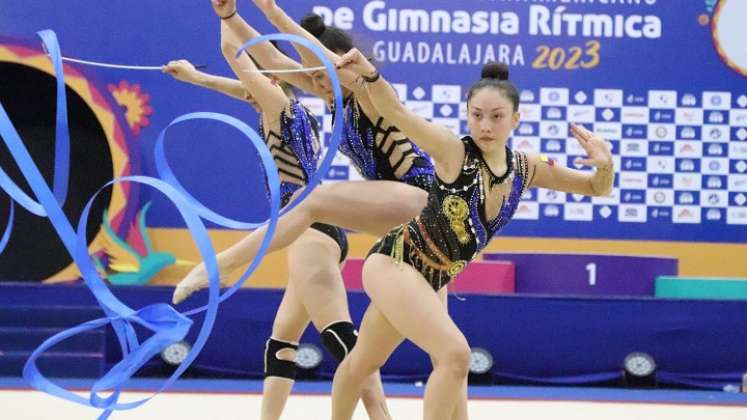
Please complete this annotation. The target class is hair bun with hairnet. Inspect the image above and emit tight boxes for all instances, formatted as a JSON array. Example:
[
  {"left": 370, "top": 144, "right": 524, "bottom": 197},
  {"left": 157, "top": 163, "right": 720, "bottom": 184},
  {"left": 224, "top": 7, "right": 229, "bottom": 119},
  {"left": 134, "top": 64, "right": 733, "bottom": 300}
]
[
  {"left": 481, "top": 62, "right": 509, "bottom": 81},
  {"left": 300, "top": 13, "right": 327, "bottom": 37}
]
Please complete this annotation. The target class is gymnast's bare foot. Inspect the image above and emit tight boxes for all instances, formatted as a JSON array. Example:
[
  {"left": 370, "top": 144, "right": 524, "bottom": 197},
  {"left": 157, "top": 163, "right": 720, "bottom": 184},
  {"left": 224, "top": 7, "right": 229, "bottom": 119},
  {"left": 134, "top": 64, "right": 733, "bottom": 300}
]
[{"left": 172, "top": 263, "right": 228, "bottom": 304}]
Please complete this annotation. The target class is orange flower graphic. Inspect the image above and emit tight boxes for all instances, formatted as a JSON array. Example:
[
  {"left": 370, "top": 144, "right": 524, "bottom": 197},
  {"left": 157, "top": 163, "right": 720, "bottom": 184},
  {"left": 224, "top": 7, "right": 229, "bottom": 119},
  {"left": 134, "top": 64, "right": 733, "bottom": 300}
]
[{"left": 108, "top": 80, "right": 153, "bottom": 135}]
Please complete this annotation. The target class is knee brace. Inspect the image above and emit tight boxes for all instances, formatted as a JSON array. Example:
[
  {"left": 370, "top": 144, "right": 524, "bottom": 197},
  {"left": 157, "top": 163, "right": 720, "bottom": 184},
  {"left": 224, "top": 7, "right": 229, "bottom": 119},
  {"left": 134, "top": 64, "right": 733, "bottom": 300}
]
[
  {"left": 264, "top": 337, "right": 299, "bottom": 380},
  {"left": 320, "top": 321, "right": 358, "bottom": 363}
]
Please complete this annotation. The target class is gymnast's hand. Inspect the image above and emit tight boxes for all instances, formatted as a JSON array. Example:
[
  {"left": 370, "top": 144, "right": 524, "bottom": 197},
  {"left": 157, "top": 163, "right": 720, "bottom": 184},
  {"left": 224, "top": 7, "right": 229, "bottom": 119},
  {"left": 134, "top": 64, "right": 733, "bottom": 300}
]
[
  {"left": 162, "top": 60, "right": 201, "bottom": 84},
  {"left": 211, "top": 0, "right": 237, "bottom": 18},
  {"left": 336, "top": 48, "right": 377, "bottom": 80},
  {"left": 569, "top": 123, "right": 613, "bottom": 170}
]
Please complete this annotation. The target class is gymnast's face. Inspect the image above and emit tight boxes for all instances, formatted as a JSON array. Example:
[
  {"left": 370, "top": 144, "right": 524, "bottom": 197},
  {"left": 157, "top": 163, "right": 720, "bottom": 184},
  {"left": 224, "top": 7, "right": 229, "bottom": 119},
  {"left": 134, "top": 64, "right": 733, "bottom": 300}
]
[
  {"left": 307, "top": 51, "right": 352, "bottom": 104},
  {"left": 466, "top": 88, "right": 520, "bottom": 154},
  {"left": 310, "top": 69, "right": 333, "bottom": 101}
]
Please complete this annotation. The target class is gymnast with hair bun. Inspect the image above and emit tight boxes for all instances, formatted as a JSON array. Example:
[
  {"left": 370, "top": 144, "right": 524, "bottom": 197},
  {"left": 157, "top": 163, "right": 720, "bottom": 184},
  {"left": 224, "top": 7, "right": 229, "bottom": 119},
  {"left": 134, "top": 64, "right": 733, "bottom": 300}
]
[{"left": 328, "top": 48, "right": 614, "bottom": 420}]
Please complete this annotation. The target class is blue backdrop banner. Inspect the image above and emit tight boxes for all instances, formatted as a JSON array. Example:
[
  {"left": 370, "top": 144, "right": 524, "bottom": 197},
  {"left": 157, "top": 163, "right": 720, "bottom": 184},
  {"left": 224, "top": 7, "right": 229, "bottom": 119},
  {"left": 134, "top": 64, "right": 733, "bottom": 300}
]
[{"left": 1, "top": 0, "right": 745, "bottom": 244}]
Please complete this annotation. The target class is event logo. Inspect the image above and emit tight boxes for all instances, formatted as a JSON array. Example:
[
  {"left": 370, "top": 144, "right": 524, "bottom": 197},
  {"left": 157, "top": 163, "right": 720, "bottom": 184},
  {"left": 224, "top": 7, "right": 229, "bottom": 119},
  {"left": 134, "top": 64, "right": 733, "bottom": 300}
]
[
  {"left": 730, "top": 143, "right": 747, "bottom": 158},
  {"left": 514, "top": 203, "right": 539, "bottom": 219},
  {"left": 543, "top": 204, "right": 561, "bottom": 217},
  {"left": 706, "top": 176, "right": 724, "bottom": 189},
  {"left": 681, "top": 94, "right": 698, "bottom": 106},
  {"left": 707, "top": 192, "right": 722, "bottom": 206},
  {"left": 620, "top": 206, "right": 644, "bottom": 222},
  {"left": 706, "top": 209, "right": 722, "bottom": 221},
  {"left": 738, "top": 128, "right": 747, "bottom": 141},
  {"left": 706, "top": 144, "right": 725, "bottom": 156},
  {"left": 679, "top": 127, "right": 697, "bottom": 140},
  {"left": 674, "top": 207, "right": 700, "bottom": 223},
  {"left": 711, "top": 0, "right": 747, "bottom": 77}
]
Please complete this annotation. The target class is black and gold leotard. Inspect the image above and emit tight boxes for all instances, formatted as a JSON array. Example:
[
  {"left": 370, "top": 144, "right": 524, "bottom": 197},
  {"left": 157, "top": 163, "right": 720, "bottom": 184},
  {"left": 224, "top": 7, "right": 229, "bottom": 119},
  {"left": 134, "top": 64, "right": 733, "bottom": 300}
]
[{"left": 369, "top": 137, "right": 530, "bottom": 290}]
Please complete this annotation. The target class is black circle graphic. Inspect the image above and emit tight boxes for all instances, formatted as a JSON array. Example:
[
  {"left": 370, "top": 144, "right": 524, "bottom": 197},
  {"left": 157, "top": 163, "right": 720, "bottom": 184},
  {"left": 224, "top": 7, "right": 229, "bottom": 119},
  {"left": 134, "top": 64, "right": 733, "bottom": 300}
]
[{"left": 0, "top": 62, "right": 113, "bottom": 281}]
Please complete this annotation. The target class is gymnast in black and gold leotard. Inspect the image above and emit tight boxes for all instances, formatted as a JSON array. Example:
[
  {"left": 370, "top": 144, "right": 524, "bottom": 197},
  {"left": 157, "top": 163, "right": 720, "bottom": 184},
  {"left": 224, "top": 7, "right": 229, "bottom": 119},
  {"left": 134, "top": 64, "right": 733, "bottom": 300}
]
[{"left": 330, "top": 50, "right": 615, "bottom": 419}]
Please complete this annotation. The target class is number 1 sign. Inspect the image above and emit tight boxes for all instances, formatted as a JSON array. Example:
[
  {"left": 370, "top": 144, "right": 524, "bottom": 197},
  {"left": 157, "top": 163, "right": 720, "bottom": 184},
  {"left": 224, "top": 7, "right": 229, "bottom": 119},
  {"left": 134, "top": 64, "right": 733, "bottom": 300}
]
[{"left": 483, "top": 253, "right": 677, "bottom": 296}]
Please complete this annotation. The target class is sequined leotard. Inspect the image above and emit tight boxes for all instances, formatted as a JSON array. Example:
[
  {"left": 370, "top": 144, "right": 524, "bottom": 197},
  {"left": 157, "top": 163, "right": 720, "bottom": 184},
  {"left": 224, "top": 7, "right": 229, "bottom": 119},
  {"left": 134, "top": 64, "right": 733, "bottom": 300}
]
[
  {"left": 260, "top": 100, "right": 348, "bottom": 261},
  {"left": 369, "top": 137, "right": 530, "bottom": 290},
  {"left": 338, "top": 96, "right": 435, "bottom": 191}
]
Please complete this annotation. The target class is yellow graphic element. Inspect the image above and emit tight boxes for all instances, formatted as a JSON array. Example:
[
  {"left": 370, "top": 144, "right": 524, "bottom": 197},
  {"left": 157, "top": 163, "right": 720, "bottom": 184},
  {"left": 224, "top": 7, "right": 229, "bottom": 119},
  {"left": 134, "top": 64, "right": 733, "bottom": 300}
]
[
  {"left": 141, "top": 229, "right": 747, "bottom": 288},
  {"left": 443, "top": 195, "right": 471, "bottom": 244},
  {"left": 109, "top": 80, "right": 153, "bottom": 135},
  {"left": 0, "top": 44, "right": 131, "bottom": 283},
  {"left": 101, "top": 234, "right": 140, "bottom": 273},
  {"left": 109, "top": 263, "right": 138, "bottom": 272},
  {"left": 533, "top": 40, "right": 600, "bottom": 71}
]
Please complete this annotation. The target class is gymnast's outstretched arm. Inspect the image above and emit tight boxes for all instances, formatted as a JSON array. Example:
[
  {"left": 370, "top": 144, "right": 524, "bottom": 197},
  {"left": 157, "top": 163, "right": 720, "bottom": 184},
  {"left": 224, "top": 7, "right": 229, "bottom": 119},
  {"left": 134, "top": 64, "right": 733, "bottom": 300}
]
[
  {"left": 219, "top": 22, "right": 288, "bottom": 118},
  {"left": 211, "top": 0, "right": 322, "bottom": 96},
  {"left": 162, "top": 59, "right": 250, "bottom": 102},
  {"left": 337, "top": 48, "right": 466, "bottom": 178},
  {"left": 250, "top": 0, "right": 361, "bottom": 89}
]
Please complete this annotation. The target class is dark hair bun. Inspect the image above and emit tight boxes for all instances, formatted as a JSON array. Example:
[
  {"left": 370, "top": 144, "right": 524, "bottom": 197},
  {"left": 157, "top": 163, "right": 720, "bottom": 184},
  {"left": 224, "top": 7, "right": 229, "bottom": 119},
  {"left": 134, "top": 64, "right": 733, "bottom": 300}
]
[
  {"left": 481, "top": 62, "right": 509, "bottom": 81},
  {"left": 300, "top": 13, "right": 326, "bottom": 37}
]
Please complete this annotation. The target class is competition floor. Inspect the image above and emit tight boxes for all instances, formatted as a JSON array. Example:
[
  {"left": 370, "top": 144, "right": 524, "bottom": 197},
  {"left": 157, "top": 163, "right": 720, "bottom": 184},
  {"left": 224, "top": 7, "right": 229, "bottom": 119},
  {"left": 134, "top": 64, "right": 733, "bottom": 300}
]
[{"left": 1, "top": 378, "right": 746, "bottom": 419}]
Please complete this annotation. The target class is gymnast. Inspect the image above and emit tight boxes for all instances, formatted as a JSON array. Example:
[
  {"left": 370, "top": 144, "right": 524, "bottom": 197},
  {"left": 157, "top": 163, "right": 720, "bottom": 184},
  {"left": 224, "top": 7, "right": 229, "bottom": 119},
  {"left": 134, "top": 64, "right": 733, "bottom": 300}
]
[
  {"left": 327, "top": 48, "right": 614, "bottom": 420},
  {"left": 163, "top": 17, "right": 391, "bottom": 420}
]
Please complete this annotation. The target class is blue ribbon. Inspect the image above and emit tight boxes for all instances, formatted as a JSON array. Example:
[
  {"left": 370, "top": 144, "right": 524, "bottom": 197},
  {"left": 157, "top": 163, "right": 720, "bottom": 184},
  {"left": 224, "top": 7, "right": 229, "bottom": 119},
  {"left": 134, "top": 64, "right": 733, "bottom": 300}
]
[
  {"left": 0, "top": 30, "right": 70, "bottom": 217},
  {"left": 0, "top": 29, "right": 344, "bottom": 418},
  {"left": 0, "top": 200, "right": 12, "bottom": 255},
  {"left": 42, "top": 30, "right": 72, "bottom": 205}
]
